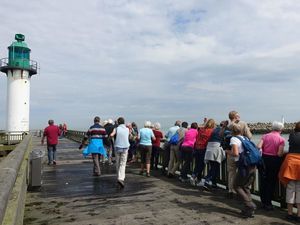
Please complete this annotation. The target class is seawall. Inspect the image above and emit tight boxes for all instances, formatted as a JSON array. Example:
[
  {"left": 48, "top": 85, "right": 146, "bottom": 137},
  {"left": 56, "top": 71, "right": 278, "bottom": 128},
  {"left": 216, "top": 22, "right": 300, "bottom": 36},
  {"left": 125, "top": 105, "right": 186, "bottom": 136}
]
[{"left": 248, "top": 122, "right": 295, "bottom": 134}]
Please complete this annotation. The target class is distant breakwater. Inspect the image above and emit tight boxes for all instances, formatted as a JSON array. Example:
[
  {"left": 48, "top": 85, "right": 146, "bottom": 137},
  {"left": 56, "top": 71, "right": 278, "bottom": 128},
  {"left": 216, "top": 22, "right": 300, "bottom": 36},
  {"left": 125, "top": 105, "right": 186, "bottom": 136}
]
[{"left": 248, "top": 122, "right": 296, "bottom": 134}]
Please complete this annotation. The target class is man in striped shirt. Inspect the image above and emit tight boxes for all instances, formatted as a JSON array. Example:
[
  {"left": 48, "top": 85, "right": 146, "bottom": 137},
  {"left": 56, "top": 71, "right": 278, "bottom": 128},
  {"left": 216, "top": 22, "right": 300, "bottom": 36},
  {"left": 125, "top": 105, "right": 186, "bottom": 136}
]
[{"left": 86, "top": 116, "right": 108, "bottom": 176}]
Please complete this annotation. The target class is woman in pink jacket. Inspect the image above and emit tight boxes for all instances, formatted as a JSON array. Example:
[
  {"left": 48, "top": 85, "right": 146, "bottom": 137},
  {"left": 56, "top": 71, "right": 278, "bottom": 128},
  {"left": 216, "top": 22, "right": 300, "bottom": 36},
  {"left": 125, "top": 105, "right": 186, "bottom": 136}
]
[{"left": 179, "top": 122, "right": 198, "bottom": 182}]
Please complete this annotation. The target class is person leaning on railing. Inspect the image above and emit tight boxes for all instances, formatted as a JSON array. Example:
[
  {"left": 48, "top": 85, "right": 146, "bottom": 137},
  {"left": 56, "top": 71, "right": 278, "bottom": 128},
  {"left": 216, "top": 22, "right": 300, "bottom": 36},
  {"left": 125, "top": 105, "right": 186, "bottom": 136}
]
[
  {"left": 226, "top": 111, "right": 252, "bottom": 198},
  {"left": 190, "top": 119, "right": 215, "bottom": 186},
  {"left": 226, "top": 123, "right": 256, "bottom": 218},
  {"left": 257, "top": 121, "right": 285, "bottom": 211},
  {"left": 151, "top": 122, "right": 164, "bottom": 170},
  {"left": 162, "top": 120, "right": 181, "bottom": 175},
  {"left": 179, "top": 122, "right": 198, "bottom": 183},
  {"left": 279, "top": 121, "right": 300, "bottom": 222},
  {"left": 167, "top": 121, "right": 187, "bottom": 178}
]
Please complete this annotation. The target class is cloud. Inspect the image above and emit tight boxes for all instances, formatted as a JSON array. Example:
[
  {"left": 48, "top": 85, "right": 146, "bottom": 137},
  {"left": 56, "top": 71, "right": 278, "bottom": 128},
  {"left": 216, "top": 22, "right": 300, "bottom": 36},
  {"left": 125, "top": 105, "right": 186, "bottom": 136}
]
[{"left": 0, "top": 0, "right": 300, "bottom": 130}]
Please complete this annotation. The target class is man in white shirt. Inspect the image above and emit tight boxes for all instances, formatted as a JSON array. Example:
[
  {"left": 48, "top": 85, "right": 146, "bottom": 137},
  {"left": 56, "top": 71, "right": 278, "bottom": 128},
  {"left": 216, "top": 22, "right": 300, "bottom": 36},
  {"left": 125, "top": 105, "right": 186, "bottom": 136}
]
[{"left": 110, "top": 117, "right": 130, "bottom": 188}]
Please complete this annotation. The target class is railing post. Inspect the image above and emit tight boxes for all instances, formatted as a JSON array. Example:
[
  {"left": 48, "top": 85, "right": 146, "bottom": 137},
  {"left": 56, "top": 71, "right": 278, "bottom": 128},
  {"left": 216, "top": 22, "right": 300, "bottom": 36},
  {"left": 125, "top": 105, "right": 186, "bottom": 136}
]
[{"left": 8, "top": 133, "right": 10, "bottom": 146}]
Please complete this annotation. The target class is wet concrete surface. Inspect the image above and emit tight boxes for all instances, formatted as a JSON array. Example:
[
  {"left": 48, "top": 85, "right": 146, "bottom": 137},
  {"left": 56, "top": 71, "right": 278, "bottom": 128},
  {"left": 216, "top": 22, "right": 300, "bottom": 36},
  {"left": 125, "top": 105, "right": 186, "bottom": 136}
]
[{"left": 24, "top": 137, "right": 293, "bottom": 225}]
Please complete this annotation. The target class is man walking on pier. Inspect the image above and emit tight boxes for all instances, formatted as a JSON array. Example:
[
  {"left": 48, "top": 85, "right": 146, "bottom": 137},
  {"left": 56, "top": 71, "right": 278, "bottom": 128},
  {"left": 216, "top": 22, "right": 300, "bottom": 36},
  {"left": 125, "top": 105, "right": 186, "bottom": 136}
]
[
  {"left": 85, "top": 116, "right": 107, "bottom": 176},
  {"left": 110, "top": 117, "right": 130, "bottom": 188},
  {"left": 41, "top": 119, "right": 61, "bottom": 165}
]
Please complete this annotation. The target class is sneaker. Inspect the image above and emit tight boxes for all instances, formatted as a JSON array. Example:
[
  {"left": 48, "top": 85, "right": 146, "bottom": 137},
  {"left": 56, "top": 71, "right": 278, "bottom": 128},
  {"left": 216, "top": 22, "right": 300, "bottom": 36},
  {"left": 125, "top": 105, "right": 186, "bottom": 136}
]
[
  {"left": 190, "top": 177, "right": 197, "bottom": 186},
  {"left": 53, "top": 160, "right": 56, "bottom": 165},
  {"left": 196, "top": 181, "right": 205, "bottom": 187},
  {"left": 240, "top": 210, "right": 254, "bottom": 218},
  {"left": 167, "top": 173, "right": 175, "bottom": 178},
  {"left": 241, "top": 204, "right": 256, "bottom": 218},
  {"left": 203, "top": 182, "right": 211, "bottom": 191},
  {"left": 263, "top": 204, "right": 274, "bottom": 211},
  {"left": 285, "top": 214, "right": 296, "bottom": 221},
  {"left": 117, "top": 180, "right": 125, "bottom": 188},
  {"left": 211, "top": 183, "right": 218, "bottom": 189},
  {"left": 93, "top": 173, "right": 101, "bottom": 177},
  {"left": 146, "top": 173, "right": 150, "bottom": 177}
]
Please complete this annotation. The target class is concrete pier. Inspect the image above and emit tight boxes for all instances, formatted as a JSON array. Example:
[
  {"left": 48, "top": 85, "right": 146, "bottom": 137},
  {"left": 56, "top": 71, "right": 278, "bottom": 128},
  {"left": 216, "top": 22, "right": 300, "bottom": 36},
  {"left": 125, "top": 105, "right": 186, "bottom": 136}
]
[{"left": 24, "top": 137, "right": 292, "bottom": 225}]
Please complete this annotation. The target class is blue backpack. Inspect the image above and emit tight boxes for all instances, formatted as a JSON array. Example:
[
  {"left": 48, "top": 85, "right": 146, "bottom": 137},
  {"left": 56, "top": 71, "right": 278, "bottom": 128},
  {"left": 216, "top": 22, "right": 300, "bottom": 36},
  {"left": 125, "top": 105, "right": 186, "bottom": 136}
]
[
  {"left": 169, "top": 132, "right": 179, "bottom": 145},
  {"left": 236, "top": 136, "right": 262, "bottom": 168}
]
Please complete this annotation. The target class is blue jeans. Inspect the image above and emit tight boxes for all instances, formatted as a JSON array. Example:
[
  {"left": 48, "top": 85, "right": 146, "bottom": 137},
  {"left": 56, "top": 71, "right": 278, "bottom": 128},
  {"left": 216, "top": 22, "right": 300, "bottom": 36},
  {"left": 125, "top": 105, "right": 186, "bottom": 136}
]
[{"left": 47, "top": 144, "right": 57, "bottom": 164}]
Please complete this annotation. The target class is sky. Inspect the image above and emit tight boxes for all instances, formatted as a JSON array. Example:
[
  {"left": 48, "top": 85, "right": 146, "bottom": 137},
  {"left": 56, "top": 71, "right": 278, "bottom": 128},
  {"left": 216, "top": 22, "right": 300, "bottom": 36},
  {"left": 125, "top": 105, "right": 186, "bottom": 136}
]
[{"left": 0, "top": 0, "right": 300, "bottom": 131}]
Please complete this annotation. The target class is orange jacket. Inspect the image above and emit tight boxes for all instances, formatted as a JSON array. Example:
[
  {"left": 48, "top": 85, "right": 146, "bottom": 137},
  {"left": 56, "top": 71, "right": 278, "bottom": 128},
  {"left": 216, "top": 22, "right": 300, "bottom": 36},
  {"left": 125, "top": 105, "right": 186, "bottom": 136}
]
[{"left": 278, "top": 153, "right": 300, "bottom": 186}]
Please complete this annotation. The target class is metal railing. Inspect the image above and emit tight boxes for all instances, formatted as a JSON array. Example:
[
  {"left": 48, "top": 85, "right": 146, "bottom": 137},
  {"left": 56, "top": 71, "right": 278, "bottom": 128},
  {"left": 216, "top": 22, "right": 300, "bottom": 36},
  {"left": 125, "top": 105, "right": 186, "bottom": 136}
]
[
  {"left": 0, "top": 58, "right": 38, "bottom": 75},
  {"left": 65, "top": 130, "right": 86, "bottom": 143},
  {"left": 0, "top": 132, "right": 25, "bottom": 145},
  {"left": 65, "top": 130, "right": 286, "bottom": 208},
  {"left": 0, "top": 135, "right": 32, "bottom": 225}
]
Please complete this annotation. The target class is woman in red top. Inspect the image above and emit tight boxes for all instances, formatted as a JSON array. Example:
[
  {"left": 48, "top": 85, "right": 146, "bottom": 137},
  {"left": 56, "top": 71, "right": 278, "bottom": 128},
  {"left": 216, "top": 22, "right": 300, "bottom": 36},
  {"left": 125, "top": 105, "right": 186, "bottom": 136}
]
[
  {"left": 190, "top": 119, "right": 215, "bottom": 186},
  {"left": 151, "top": 122, "right": 164, "bottom": 170}
]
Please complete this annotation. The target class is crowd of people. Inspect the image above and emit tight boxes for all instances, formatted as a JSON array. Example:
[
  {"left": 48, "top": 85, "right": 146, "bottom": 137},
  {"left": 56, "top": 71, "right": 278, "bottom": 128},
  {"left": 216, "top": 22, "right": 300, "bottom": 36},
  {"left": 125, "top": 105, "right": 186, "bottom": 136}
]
[{"left": 41, "top": 112, "right": 300, "bottom": 221}]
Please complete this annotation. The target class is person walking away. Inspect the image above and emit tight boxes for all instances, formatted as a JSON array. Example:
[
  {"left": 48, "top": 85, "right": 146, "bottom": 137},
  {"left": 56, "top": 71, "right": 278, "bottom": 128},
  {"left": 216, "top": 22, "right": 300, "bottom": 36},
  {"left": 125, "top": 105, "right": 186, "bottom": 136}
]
[
  {"left": 257, "top": 121, "right": 285, "bottom": 211},
  {"left": 179, "top": 122, "right": 198, "bottom": 182},
  {"left": 167, "top": 121, "right": 188, "bottom": 177},
  {"left": 279, "top": 121, "right": 300, "bottom": 222},
  {"left": 138, "top": 121, "right": 156, "bottom": 177},
  {"left": 162, "top": 120, "right": 181, "bottom": 175},
  {"left": 128, "top": 122, "right": 139, "bottom": 163},
  {"left": 151, "top": 122, "right": 164, "bottom": 170},
  {"left": 191, "top": 119, "right": 215, "bottom": 186},
  {"left": 226, "top": 110, "right": 252, "bottom": 198},
  {"left": 227, "top": 123, "right": 256, "bottom": 218},
  {"left": 58, "top": 124, "right": 63, "bottom": 139},
  {"left": 104, "top": 119, "right": 115, "bottom": 165},
  {"left": 85, "top": 116, "right": 107, "bottom": 176},
  {"left": 41, "top": 119, "right": 61, "bottom": 165},
  {"left": 203, "top": 121, "right": 226, "bottom": 189},
  {"left": 110, "top": 117, "right": 130, "bottom": 188},
  {"left": 62, "top": 123, "right": 67, "bottom": 137}
]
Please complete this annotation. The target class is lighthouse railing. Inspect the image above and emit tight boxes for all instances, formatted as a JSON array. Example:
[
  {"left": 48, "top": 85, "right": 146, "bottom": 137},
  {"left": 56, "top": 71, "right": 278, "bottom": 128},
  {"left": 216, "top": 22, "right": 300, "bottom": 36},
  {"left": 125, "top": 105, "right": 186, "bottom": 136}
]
[
  {"left": 0, "top": 57, "right": 8, "bottom": 67},
  {"left": 0, "top": 57, "right": 38, "bottom": 74}
]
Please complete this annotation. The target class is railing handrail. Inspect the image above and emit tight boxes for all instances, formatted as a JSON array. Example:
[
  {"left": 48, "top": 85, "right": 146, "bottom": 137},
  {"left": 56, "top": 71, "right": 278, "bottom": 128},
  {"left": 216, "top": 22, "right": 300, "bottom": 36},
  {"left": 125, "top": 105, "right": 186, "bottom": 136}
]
[
  {"left": 0, "top": 57, "right": 38, "bottom": 74},
  {"left": 0, "top": 135, "right": 32, "bottom": 224}
]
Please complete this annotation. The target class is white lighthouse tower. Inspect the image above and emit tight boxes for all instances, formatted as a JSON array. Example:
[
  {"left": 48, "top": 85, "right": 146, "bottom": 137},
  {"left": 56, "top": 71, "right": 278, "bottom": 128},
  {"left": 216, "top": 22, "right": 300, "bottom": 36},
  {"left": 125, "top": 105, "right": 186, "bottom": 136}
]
[{"left": 0, "top": 34, "right": 38, "bottom": 134}]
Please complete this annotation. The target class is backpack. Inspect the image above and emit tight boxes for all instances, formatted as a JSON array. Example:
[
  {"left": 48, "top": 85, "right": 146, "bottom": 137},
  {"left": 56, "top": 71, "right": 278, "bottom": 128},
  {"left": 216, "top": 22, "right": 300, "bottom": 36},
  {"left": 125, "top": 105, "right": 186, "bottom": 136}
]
[
  {"left": 169, "top": 132, "right": 179, "bottom": 145},
  {"left": 221, "top": 131, "right": 232, "bottom": 150},
  {"left": 236, "top": 136, "right": 262, "bottom": 168}
]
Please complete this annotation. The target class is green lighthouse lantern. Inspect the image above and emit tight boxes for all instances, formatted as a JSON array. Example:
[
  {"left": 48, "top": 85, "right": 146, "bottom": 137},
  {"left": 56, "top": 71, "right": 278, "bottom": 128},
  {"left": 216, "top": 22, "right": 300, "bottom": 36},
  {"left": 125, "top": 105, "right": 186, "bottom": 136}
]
[
  {"left": 8, "top": 34, "right": 30, "bottom": 68},
  {"left": 0, "top": 34, "right": 37, "bottom": 76}
]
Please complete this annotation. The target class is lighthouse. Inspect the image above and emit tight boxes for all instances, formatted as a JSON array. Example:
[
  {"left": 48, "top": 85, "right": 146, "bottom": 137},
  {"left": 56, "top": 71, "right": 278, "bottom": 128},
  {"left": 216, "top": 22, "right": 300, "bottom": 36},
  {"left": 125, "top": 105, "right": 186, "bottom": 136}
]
[{"left": 0, "top": 34, "right": 38, "bottom": 134}]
